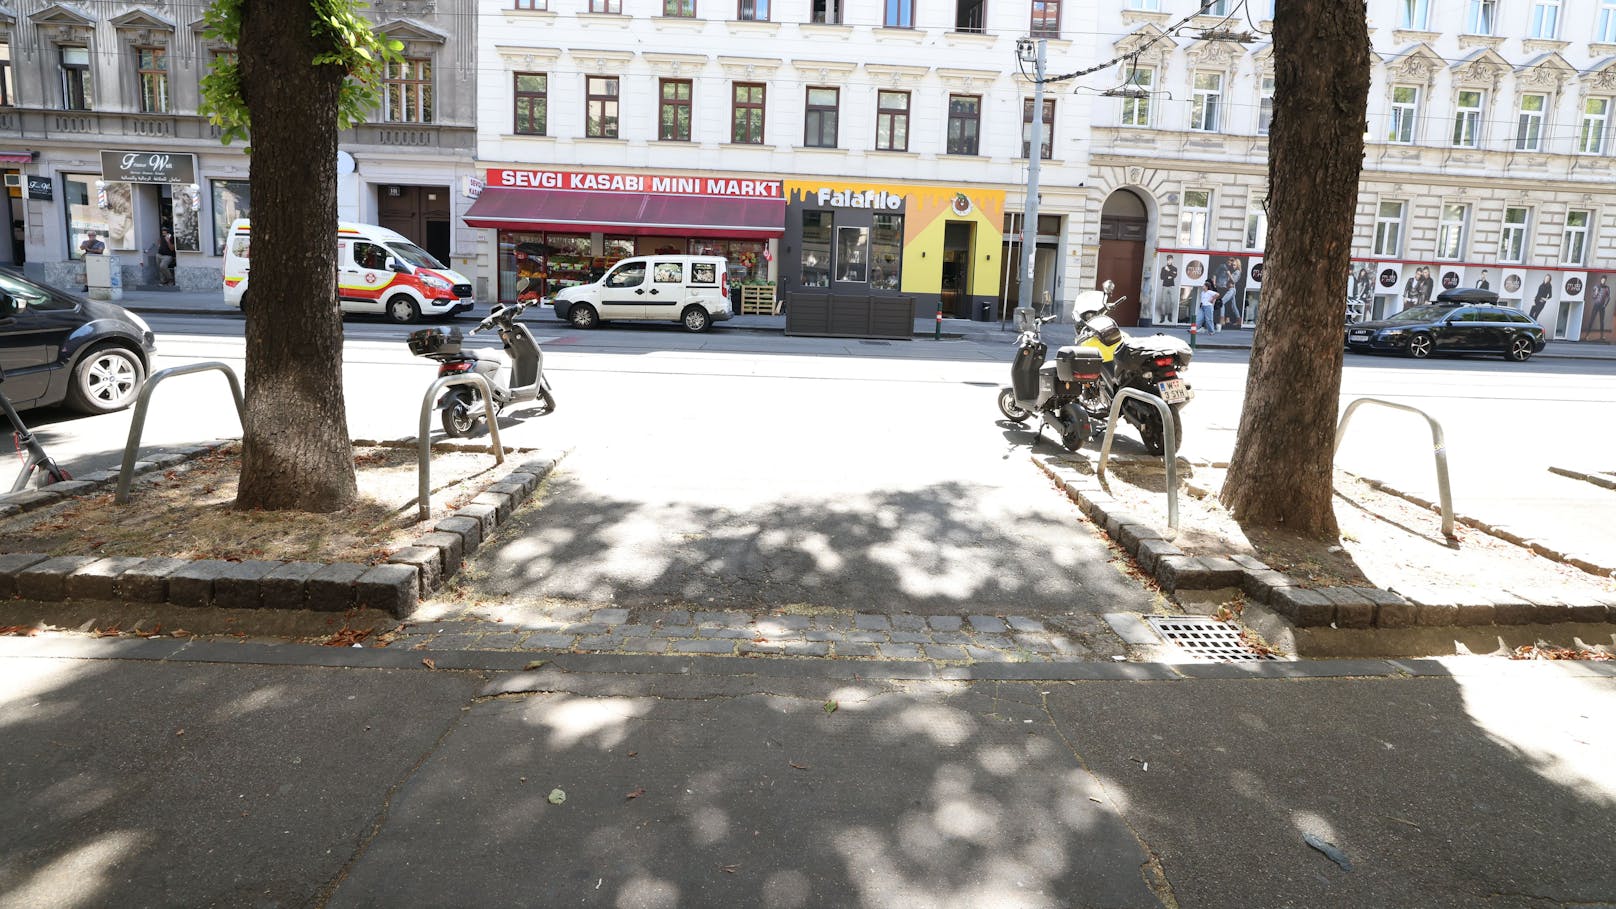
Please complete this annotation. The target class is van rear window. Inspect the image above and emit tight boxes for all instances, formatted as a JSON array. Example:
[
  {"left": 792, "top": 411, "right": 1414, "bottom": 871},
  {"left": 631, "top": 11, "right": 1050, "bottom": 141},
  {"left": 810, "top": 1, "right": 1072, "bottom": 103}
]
[
  {"left": 691, "top": 262, "right": 716, "bottom": 284},
  {"left": 230, "top": 236, "right": 250, "bottom": 260}
]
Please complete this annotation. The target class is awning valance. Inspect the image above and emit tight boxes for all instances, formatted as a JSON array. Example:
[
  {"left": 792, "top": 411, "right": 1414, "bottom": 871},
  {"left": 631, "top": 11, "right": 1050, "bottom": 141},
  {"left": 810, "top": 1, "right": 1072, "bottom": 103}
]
[
  {"left": 0, "top": 152, "right": 38, "bottom": 164},
  {"left": 462, "top": 187, "right": 784, "bottom": 238}
]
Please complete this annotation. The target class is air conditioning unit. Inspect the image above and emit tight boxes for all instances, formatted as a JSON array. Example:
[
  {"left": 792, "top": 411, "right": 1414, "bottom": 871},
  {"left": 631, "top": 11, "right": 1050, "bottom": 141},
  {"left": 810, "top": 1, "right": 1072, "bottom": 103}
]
[{"left": 2, "top": 174, "right": 20, "bottom": 188}]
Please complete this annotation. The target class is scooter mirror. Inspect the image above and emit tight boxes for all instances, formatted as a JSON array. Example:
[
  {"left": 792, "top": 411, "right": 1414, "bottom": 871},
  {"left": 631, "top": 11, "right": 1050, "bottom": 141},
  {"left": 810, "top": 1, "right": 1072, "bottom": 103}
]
[{"left": 1013, "top": 307, "right": 1037, "bottom": 332}]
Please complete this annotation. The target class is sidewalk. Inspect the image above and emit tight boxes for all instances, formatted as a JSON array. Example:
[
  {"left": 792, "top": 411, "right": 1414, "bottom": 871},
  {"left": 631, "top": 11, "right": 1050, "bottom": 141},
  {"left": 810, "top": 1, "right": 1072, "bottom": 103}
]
[
  {"left": 115, "top": 288, "right": 1616, "bottom": 360},
  {"left": 2, "top": 634, "right": 1611, "bottom": 908}
]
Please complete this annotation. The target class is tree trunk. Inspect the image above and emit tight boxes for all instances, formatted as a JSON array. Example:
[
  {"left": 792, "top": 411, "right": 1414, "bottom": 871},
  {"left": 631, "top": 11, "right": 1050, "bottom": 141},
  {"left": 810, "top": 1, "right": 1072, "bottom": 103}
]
[
  {"left": 233, "top": 1, "right": 358, "bottom": 511},
  {"left": 1219, "top": 1, "right": 1370, "bottom": 537}
]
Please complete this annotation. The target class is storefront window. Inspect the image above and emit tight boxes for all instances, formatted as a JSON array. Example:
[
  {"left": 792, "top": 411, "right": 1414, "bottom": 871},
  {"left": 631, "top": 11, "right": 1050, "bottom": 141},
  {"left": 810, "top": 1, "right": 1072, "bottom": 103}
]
[
  {"left": 64, "top": 175, "right": 136, "bottom": 258},
  {"left": 604, "top": 236, "right": 635, "bottom": 259},
  {"left": 836, "top": 226, "right": 869, "bottom": 282},
  {"left": 685, "top": 238, "right": 766, "bottom": 282},
  {"left": 871, "top": 214, "right": 902, "bottom": 290},
  {"left": 499, "top": 231, "right": 596, "bottom": 301},
  {"left": 211, "top": 179, "right": 250, "bottom": 255},
  {"left": 170, "top": 184, "right": 202, "bottom": 252},
  {"left": 801, "top": 211, "right": 832, "bottom": 287}
]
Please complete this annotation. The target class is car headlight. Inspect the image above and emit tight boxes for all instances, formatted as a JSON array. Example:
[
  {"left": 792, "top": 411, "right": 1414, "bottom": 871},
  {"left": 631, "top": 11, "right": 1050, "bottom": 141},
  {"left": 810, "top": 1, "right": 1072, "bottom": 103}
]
[
  {"left": 422, "top": 275, "right": 451, "bottom": 291},
  {"left": 1377, "top": 329, "right": 1407, "bottom": 338}
]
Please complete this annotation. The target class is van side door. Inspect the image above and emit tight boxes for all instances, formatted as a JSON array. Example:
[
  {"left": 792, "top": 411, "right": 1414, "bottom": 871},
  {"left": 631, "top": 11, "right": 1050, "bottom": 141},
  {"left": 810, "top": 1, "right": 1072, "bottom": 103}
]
[
  {"left": 338, "top": 240, "right": 393, "bottom": 315},
  {"left": 644, "top": 259, "right": 687, "bottom": 321},
  {"left": 598, "top": 260, "right": 648, "bottom": 320}
]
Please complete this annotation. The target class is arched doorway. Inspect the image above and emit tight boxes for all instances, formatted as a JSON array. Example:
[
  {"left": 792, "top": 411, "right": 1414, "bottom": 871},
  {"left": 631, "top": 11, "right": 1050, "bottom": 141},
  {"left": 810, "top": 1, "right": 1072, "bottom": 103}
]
[{"left": 1098, "top": 189, "right": 1148, "bottom": 326}]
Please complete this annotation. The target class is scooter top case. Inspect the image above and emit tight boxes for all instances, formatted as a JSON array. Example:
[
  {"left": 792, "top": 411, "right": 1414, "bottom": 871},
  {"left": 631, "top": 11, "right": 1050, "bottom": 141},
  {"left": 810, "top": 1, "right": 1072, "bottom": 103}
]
[{"left": 1055, "top": 346, "right": 1103, "bottom": 382}]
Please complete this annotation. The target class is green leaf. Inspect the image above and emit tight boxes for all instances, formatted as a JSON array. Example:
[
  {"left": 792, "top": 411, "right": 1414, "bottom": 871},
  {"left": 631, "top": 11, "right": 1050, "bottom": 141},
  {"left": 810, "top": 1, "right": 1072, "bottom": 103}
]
[{"left": 823, "top": 700, "right": 838, "bottom": 714}]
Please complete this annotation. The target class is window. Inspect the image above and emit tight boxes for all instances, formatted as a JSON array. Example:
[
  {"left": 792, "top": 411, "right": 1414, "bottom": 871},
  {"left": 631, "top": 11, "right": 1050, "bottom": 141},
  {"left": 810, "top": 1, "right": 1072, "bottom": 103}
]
[
  {"left": 1399, "top": 0, "right": 1429, "bottom": 29},
  {"left": 1530, "top": 0, "right": 1561, "bottom": 37},
  {"left": 1516, "top": 94, "right": 1546, "bottom": 151},
  {"left": 885, "top": 0, "right": 914, "bottom": 27},
  {"left": 1500, "top": 206, "right": 1530, "bottom": 262},
  {"left": 1125, "top": 0, "right": 1161, "bottom": 8},
  {"left": 875, "top": 90, "right": 909, "bottom": 151},
  {"left": 589, "top": 0, "right": 622, "bottom": 12},
  {"left": 1, "top": 42, "right": 15, "bottom": 107},
  {"left": 1373, "top": 200, "right": 1404, "bottom": 256},
  {"left": 1178, "top": 190, "right": 1210, "bottom": 247},
  {"left": 586, "top": 76, "right": 619, "bottom": 138},
  {"left": 659, "top": 78, "right": 692, "bottom": 140},
  {"left": 1030, "top": 0, "right": 1060, "bottom": 38},
  {"left": 60, "top": 46, "right": 93, "bottom": 111},
  {"left": 811, "top": 0, "right": 842, "bottom": 23},
  {"left": 1580, "top": 98, "right": 1609, "bottom": 154},
  {"left": 514, "top": 73, "right": 547, "bottom": 135},
  {"left": 664, "top": 0, "right": 695, "bottom": 16},
  {"left": 1022, "top": 97, "right": 1054, "bottom": 159},
  {"left": 1452, "top": 90, "right": 1482, "bottom": 147},
  {"left": 1204, "top": 0, "right": 1228, "bottom": 12},
  {"left": 1190, "top": 72, "right": 1222, "bottom": 132},
  {"left": 1257, "top": 74, "right": 1275, "bottom": 135},
  {"left": 135, "top": 47, "right": 169, "bottom": 113},
  {"left": 837, "top": 226, "right": 869, "bottom": 282},
  {"left": 732, "top": 82, "right": 765, "bottom": 144},
  {"left": 801, "top": 211, "right": 831, "bottom": 284},
  {"left": 1120, "top": 67, "right": 1152, "bottom": 127},
  {"left": 211, "top": 179, "right": 250, "bottom": 256},
  {"left": 955, "top": 0, "right": 985, "bottom": 31},
  {"left": 1245, "top": 196, "right": 1268, "bottom": 250},
  {"left": 1601, "top": 0, "right": 1616, "bottom": 42},
  {"left": 384, "top": 58, "right": 432, "bottom": 123},
  {"left": 1467, "top": 0, "right": 1496, "bottom": 34},
  {"left": 1437, "top": 203, "right": 1468, "bottom": 259},
  {"left": 947, "top": 95, "right": 981, "bottom": 155},
  {"left": 514, "top": 0, "right": 547, "bottom": 9},
  {"left": 738, "top": 0, "right": 769, "bottom": 20},
  {"left": 871, "top": 213, "right": 903, "bottom": 289},
  {"left": 1563, "top": 209, "right": 1590, "bottom": 265},
  {"left": 805, "top": 87, "right": 838, "bottom": 147},
  {"left": 1388, "top": 86, "right": 1419, "bottom": 143}
]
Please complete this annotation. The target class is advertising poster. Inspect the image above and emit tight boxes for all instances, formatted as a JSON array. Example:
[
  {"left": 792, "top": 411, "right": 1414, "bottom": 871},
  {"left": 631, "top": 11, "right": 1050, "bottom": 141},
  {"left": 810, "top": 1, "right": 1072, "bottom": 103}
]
[
  {"left": 1397, "top": 262, "right": 1436, "bottom": 309},
  {"left": 1209, "top": 253, "right": 1247, "bottom": 328},
  {"left": 1525, "top": 270, "right": 1557, "bottom": 324},
  {"left": 1557, "top": 271, "right": 1587, "bottom": 340},
  {"left": 1154, "top": 252, "right": 1180, "bottom": 324},
  {"left": 1470, "top": 266, "right": 1497, "bottom": 293},
  {"left": 1347, "top": 260, "right": 1374, "bottom": 321},
  {"left": 1177, "top": 253, "right": 1208, "bottom": 323},
  {"left": 1499, "top": 268, "right": 1526, "bottom": 303},
  {"left": 1376, "top": 262, "right": 1405, "bottom": 315},
  {"left": 1438, "top": 266, "right": 1465, "bottom": 293},
  {"left": 1583, "top": 270, "right": 1615, "bottom": 343},
  {"left": 1245, "top": 256, "right": 1265, "bottom": 324}
]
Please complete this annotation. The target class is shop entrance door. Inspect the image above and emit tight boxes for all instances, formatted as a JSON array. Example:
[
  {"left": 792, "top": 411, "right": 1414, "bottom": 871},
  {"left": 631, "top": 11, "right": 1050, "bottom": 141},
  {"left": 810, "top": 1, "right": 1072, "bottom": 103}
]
[
  {"left": 378, "top": 185, "right": 452, "bottom": 263},
  {"left": 1098, "top": 190, "right": 1148, "bottom": 326},
  {"left": 941, "top": 222, "right": 973, "bottom": 318}
]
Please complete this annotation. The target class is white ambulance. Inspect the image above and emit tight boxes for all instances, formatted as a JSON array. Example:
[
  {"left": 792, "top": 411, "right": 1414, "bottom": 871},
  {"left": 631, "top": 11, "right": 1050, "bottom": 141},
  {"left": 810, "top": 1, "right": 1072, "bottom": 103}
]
[{"left": 222, "top": 219, "right": 475, "bottom": 322}]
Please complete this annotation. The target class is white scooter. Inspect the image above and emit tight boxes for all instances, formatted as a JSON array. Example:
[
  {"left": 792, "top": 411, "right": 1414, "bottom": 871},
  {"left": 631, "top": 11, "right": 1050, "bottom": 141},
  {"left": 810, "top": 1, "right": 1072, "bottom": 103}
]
[{"left": 408, "top": 298, "right": 555, "bottom": 437}]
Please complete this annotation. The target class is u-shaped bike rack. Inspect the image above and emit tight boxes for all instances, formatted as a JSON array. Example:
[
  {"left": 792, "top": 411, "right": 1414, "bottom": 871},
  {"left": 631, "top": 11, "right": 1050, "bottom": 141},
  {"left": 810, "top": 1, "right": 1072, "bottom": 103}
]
[
  {"left": 1334, "top": 397, "right": 1455, "bottom": 539},
  {"left": 116, "top": 362, "right": 245, "bottom": 504},
  {"left": 418, "top": 374, "right": 503, "bottom": 521},
  {"left": 1096, "top": 388, "right": 1179, "bottom": 534}
]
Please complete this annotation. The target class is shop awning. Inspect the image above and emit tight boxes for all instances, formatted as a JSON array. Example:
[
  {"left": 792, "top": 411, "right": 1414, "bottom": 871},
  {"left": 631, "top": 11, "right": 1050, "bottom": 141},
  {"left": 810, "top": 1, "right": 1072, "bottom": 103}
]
[
  {"left": 462, "top": 187, "right": 784, "bottom": 238},
  {"left": 0, "top": 152, "right": 37, "bottom": 164}
]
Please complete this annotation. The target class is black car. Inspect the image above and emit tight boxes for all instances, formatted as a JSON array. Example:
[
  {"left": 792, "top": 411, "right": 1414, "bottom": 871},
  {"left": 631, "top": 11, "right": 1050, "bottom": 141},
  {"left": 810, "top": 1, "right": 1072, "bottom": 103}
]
[
  {"left": 0, "top": 269, "right": 157, "bottom": 413},
  {"left": 1345, "top": 289, "right": 1546, "bottom": 362}
]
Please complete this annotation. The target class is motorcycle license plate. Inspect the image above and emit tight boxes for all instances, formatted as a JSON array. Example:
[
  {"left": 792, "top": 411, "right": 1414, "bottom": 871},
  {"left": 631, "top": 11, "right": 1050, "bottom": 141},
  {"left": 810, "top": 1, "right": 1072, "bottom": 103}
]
[{"left": 1158, "top": 379, "right": 1189, "bottom": 404}]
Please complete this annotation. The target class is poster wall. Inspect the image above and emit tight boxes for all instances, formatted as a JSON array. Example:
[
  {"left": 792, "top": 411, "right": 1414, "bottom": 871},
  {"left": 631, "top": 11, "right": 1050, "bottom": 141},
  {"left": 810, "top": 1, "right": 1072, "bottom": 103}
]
[{"left": 1583, "top": 270, "right": 1615, "bottom": 343}]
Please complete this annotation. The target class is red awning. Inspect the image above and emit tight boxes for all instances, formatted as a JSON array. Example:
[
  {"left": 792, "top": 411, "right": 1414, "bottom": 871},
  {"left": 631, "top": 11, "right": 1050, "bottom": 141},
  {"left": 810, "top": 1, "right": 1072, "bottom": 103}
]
[
  {"left": 462, "top": 187, "right": 784, "bottom": 238},
  {"left": 0, "top": 152, "right": 37, "bottom": 164}
]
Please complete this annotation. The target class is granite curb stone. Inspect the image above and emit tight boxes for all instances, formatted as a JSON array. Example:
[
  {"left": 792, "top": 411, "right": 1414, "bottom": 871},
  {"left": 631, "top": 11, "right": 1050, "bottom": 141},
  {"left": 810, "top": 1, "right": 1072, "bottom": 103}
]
[{"left": 17, "top": 556, "right": 101, "bottom": 601}]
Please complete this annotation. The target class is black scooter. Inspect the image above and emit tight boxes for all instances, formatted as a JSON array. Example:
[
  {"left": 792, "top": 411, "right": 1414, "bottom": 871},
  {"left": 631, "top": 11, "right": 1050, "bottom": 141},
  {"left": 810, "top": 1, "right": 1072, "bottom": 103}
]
[
  {"left": 0, "top": 372, "right": 72, "bottom": 491},
  {"left": 1070, "top": 284, "right": 1194, "bottom": 456},
  {"left": 996, "top": 306, "right": 1105, "bottom": 451},
  {"left": 408, "top": 299, "right": 555, "bottom": 437}
]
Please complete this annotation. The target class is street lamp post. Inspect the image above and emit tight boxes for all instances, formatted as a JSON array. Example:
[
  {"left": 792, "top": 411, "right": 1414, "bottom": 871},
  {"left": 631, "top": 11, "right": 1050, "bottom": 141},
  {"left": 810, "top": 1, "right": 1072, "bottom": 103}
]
[{"left": 1015, "top": 37, "right": 1046, "bottom": 323}]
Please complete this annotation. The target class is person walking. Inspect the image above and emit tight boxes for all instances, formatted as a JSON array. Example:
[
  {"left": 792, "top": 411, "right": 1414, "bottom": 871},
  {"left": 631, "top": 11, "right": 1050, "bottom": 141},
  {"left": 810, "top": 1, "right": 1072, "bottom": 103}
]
[{"left": 1197, "top": 280, "right": 1219, "bottom": 334}]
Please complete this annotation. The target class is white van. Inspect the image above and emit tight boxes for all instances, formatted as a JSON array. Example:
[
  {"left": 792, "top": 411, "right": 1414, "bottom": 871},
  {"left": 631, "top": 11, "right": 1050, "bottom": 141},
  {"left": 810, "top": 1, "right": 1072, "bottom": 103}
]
[
  {"left": 552, "top": 255, "right": 732, "bottom": 333},
  {"left": 222, "top": 219, "right": 475, "bottom": 322}
]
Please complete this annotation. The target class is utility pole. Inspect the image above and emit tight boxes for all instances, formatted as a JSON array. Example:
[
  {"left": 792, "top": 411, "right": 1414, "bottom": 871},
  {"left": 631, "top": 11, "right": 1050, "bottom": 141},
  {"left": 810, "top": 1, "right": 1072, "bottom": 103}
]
[{"left": 1014, "top": 37, "right": 1046, "bottom": 322}]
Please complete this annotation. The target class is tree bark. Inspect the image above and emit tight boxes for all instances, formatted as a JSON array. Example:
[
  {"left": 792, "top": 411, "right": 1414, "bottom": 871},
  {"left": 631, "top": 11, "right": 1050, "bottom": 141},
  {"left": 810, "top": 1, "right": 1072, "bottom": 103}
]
[
  {"left": 233, "top": 1, "right": 358, "bottom": 511},
  {"left": 1219, "top": 1, "right": 1370, "bottom": 537}
]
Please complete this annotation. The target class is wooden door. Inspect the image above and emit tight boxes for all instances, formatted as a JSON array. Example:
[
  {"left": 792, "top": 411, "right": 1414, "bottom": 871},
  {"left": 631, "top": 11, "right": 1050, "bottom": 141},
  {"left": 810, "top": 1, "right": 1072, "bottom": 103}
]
[{"left": 1097, "top": 217, "right": 1146, "bottom": 325}]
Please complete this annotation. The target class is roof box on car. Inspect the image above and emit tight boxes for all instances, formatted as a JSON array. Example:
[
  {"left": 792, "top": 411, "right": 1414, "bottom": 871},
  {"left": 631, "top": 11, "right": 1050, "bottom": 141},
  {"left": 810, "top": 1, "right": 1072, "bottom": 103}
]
[{"left": 1434, "top": 287, "right": 1499, "bottom": 305}]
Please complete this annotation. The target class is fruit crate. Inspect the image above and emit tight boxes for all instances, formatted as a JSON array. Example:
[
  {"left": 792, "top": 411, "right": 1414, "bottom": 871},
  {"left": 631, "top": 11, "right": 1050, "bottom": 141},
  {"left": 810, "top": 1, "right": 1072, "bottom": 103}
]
[{"left": 738, "top": 283, "right": 777, "bottom": 315}]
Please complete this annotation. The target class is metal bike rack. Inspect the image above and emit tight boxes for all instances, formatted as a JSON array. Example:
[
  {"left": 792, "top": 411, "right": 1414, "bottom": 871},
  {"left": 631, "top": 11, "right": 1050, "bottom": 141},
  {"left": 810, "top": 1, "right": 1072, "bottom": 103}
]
[
  {"left": 417, "top": 373, "right": 503, "bottom": 521},
  {"left": 1334, "top": 397, "right": 1455, "bottom": 539},
  {"left": 1096, "top": 388, "right": 1180, "bottom": 533},
  {"left": 115, "top": 362, "right": 245, "bottom": 504}
]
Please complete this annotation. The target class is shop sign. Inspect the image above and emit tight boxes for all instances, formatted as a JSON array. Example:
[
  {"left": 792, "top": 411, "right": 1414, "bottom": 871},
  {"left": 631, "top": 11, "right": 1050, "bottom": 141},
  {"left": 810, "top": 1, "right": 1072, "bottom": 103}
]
[
  {"left": 26, "top": 175, "right": 53, "bottom": 201},
  {"left": 489, "top": 168, "right": 781, "bottom": 199},
  {"left": 813, "top": 188, "right": 903, "bottom": 210},
  {"left": 99, "top": 151, "right": 198, "bottom": 185}
]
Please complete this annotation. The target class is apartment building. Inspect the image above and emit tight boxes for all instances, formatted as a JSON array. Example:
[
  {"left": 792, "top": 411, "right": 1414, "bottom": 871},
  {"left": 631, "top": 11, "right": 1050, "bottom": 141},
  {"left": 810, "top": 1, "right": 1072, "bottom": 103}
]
[
  {"left": 1088, "top": 0, "right": 1616, "bottom": 343},
  {"left": 0, "top": 0, "right": 480, "bottom": 293}
]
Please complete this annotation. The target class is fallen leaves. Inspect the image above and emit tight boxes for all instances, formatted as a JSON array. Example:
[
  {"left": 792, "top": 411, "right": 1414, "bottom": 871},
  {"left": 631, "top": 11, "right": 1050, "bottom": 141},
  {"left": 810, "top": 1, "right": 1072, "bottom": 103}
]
[
  {"left": 0, "top": 625, "right": 41, "bottom": 637},
  {"left": 546, "top": 788, "right": 566, "bottom": 805},
  {"left": 420, "top": 657, "right": 436, "bottom": 670},
  {"left": 721, "top": 864, "right": 739, "bottom": 875},
  {"left": 789, "top": 762, "right": 809, "bottom": 771},
  {"left": 324, "top": 627, "right": 373, "bottom": 647},
  {"left": 624, "top": 787, "right": 645, "bottom": 801},
  {"left": 1511, "top": 643, "right": 1614, "bottom": 661},
  {"left": 523, "top": 660, "right": 547, "bottom": 671},
  {"left": 823, "top": 700, "right": 838, "bottom": 715}
]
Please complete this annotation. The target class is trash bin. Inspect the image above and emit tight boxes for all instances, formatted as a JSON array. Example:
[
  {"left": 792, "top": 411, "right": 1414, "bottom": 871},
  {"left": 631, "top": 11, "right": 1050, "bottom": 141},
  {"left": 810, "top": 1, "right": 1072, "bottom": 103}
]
[{"left": 977, "top": 300, "right": 992, "bottom": 322}]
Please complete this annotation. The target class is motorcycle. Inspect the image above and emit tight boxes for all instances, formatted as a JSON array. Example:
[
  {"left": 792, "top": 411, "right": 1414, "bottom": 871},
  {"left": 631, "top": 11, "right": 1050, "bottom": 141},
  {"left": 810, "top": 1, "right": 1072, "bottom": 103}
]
[
  {"left": 408, "top": 298, "right": 555, "bottom": 438},
  {"left": 1070, "top": 281, "right": 1194, "bottom": 456},
  {"left": 996, "top": 306, "right": 1105, "bottom": 452}
]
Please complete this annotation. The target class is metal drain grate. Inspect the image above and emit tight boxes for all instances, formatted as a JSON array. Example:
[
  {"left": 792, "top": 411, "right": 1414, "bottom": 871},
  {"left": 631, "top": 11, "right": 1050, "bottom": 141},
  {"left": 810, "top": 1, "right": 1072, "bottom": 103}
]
[
  {"left": 1146, "top": 616, "right": 1278, "bottom": 662},
  {"left": 858, "top": 340, "right": 892, "bottom": 346}
]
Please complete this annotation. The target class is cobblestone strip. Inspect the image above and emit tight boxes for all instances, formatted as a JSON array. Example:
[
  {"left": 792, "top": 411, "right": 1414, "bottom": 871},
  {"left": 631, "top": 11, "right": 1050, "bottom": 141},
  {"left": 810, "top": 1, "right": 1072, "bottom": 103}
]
[{"left": 380, "top": 607, "right": 1129, "bottom": 664}]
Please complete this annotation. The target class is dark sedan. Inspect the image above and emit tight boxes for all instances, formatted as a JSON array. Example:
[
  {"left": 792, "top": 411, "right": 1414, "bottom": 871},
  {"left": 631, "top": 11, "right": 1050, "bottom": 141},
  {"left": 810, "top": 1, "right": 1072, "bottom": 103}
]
[
  {"left": 1346, "top": 301, "right": 1547, "bottom": 362},
  {"left": 0, "top": 269, "right": 157, "bottom": 413}
]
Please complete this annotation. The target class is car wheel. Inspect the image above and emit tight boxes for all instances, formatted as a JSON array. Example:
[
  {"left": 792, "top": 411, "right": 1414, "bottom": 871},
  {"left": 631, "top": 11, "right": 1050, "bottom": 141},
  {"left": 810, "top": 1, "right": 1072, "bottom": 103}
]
[
  {"left": 1504, "top": 335, "right": 1534, "bottom": 362},
  {"left": 568, "top": 304, "right": 599, "bottom": 329},
  {"left": 67, "top": 345, "right": 145, "bottom": 414},
  {"left": 1407, "top": 333, "right": 1434, "bottom": 359},
  {"left": 681, "top": 306, "right": 712, "bottom": 333},
  {"left": 387, "top": 294, "right": 421, "bottom": 324}
]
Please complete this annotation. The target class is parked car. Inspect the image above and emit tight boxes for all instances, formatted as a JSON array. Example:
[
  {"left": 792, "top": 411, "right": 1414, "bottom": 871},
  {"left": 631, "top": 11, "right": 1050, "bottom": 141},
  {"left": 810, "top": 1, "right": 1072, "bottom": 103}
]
[
  {"left": 552, "top": 255, "right": 732, "bottom": 332},
  {"left": 0, "top": 269, "right": 156, "bottom": 413},
  {"left": 1345, "top": 288, "right": 1546, "bottom": 362}
]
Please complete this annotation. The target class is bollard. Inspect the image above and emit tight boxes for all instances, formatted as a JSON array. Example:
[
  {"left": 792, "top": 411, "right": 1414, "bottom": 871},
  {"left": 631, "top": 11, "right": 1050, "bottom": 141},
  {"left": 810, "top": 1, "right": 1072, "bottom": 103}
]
[
  {"left": 1188, "top": 323, "right": 1198, "bottom": 350},
  {"left": 934, "top": 306, "right": 942, "bottom": 340}
]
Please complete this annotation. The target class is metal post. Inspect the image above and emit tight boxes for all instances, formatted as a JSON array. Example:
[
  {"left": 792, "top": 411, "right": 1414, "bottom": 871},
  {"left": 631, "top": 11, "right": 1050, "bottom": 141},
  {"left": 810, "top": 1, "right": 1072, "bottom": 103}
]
[
  {"left": 1096, "top": 388, "right": 1179, "bottom": 534},
  {"left": 115, "top": 362, "right": 246, "bottom": 504},
  {"left": 1334, "top": 398, "right": 1455, "bottom": 539},
  {"left": 417, "top": 373, "right": 503, "bottom": 522},
  {"left": 1016, "top": 38, "right": 1047, "bottom": 322}
]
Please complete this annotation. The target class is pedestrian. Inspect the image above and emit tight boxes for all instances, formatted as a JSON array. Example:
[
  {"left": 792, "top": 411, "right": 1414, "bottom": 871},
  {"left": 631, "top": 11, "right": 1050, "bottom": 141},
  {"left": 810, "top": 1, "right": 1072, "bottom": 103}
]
[
  {"left": 1197, "top": 280, "right": 1219, "bottom": 334},
  {"left": 78, "top": 230, "right": 104, "bottom": 257},
  {"left": 157, "top": 229, "right": 176, "bottom": 285}
]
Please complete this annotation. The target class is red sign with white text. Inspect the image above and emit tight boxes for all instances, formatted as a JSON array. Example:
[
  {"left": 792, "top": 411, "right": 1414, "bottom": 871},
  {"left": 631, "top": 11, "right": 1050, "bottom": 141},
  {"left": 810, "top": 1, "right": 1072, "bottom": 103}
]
[{"left": 488, "top": 168, "right": 782, "bottom": 199}]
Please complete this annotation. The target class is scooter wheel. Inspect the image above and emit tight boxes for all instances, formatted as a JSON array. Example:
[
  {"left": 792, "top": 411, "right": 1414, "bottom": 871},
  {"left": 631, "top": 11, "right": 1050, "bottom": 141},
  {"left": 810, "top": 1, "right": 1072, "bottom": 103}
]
[
  {"left": 440, "top": 396, "right": 477, "bottom": 438},
  {"left": 537, "top": 388, "right": 557, "bottom": 415},
  {"left": 997, "top": 388, "right": 1030, "bottom": 423}
]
